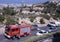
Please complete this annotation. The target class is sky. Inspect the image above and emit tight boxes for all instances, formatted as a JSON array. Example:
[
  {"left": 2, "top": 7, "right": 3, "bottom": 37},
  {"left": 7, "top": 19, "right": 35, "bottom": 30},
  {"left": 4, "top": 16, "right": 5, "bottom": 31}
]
[
  {"left": 0, "top": 0, "right": 49, "bottom": 4},
  {"left": 50, "top": 0, "right": 60, "bottom": 2}
]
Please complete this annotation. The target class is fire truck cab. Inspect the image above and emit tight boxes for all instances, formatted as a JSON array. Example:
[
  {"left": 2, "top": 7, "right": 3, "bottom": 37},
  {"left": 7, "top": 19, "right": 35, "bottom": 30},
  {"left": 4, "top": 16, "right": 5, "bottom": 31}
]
[{"left": 4, "top": 24, "right": 31, "bottom": 39}]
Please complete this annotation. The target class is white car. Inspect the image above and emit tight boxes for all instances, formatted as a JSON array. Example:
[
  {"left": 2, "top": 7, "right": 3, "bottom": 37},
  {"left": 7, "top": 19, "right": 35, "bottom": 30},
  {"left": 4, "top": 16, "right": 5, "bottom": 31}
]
[
  {"left": 36, "top": 30, "right": 48, "bottom": 36},
  {"left": 37, "top": 28, "right": 41, "bottom": 31},
  {"left": 47, "top": 22, "right": 56, "bottom": 27},
  {"left": 55, "top": 21, "right": 60, "bottom": 26},
  {"left": 47, "top": 21, "right": 60, "bottom": 27}
]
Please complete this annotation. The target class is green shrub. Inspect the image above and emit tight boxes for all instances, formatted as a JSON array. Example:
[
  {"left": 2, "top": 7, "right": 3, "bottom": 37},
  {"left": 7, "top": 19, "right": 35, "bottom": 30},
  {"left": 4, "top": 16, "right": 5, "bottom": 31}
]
[
  {"left": 40, "top": 14, "right": 50, "bottom": 20},
  {"left": 0, "top": 15, "right": 5, "bottom": 22},
  {"left": 51, "top": 14, "right": 59, "bottom": 20},
  {"left": 5, "top": 20, "right": 18, "bottom": 25},
  {"left": 53, "top": 17, "right": 58, "bottom": 20},
  {"left": 29, "top": 16, "right": 35, "bottom": 22},
  {"left": 3, "top": 7, "right": 17, "bottom": 16},
  {"left": 40, "top": 18, "right": 45, "bottom": 24}
]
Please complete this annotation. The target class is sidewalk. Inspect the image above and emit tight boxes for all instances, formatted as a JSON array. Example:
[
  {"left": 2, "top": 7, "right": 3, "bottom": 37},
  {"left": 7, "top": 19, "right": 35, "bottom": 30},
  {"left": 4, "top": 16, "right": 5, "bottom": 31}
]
[
  {"left": 0, "top": 25, "right": 5, "bottom": 35},
  {"left": 0, "top": 27, "right": 5, "bottom": 35}
]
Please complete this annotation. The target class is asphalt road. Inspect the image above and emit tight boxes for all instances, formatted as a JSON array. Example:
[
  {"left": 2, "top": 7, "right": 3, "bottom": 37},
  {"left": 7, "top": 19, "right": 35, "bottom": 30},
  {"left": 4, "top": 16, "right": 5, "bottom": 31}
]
[
  {"left": 0, "top": 26, "right": 60, "bottom": 42},
  {"left": 36, "top": 36, "right": 53, "bottom": 42}
]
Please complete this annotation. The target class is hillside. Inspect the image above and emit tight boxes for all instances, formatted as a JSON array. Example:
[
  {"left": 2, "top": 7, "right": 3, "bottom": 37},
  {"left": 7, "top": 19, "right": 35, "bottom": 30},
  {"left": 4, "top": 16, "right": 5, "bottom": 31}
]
[{"left": 0, "top": 1, "right": 60, "bottom": 26}]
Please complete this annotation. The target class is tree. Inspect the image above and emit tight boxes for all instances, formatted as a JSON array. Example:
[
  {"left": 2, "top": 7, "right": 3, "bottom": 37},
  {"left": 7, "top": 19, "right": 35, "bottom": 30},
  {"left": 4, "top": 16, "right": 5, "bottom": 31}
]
[
  {"left": 2, "top": 6, "right": 17, "bottom": 16},
  {"left": 29, "top": 16, "right": 35, "bottom": 22},
  {"left": 29, "top": 7, "right": 33, "bottom": 12},
  {"left": 5, "top": 16, "right": 18, "bottom": 25},
  {"left": 0, "top": 15, "right": 5, "bottom": 22},
  {"left": 53, "top": 33, "right": 60, "bottom": 42},
  {"left": 43, "top": 2, "right": 57, "bottom": 14},
  {"left": 56, "top": 5, "right": 60, "bottom": 14},
  {"left": 40, "top": 18, "right": 45, "bottom": 24},
  {"left": 51, "top": 13, "right": 60, "bottom": 20},
  {"left": 20, "top": 7, "right": 23, "bottom": 13},
  {"left": 5, "top": 20, "right": 18, "bottom": 25},
  {"left": 29, "top": 5, "right": 34, "bottom": 12},
  {"left": 40, "top": 14, "right": 50, "bottom": 20}
]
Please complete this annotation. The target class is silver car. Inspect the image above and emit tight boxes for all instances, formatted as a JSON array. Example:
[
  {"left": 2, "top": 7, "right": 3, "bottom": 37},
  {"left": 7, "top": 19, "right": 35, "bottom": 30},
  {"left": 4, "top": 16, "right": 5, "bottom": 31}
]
[
  {"left": 48, "top": 27, "right": 57, "bottom": 32},
  {"left": 36, "top": 30, "right": 48, "bottom": 36}
]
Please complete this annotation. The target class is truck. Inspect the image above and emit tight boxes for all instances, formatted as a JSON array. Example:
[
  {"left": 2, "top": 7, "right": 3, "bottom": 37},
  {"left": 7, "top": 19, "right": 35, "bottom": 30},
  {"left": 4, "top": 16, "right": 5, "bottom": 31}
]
[{"left": 4, "top": 24, "right": 31, "bottom": 39}]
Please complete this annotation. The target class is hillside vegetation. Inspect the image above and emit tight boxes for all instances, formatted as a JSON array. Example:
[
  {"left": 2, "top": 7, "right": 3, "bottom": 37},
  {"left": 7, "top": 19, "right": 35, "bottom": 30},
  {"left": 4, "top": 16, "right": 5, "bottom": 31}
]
[{"left": 0, "top": 1, "right": 60, "bottom": 25}]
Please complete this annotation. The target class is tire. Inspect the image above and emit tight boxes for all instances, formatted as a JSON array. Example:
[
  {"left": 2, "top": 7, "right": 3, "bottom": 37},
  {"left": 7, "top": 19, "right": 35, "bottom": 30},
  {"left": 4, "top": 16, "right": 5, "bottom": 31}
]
[
  {"left": 10, "top": 36, "right": 15, "bottom": 40},
  {"left": 11, "top": 37, "right": 14, "bottom": 40},
  {"left": 15, "top": 35, "right": 20, "bottom": 39}
]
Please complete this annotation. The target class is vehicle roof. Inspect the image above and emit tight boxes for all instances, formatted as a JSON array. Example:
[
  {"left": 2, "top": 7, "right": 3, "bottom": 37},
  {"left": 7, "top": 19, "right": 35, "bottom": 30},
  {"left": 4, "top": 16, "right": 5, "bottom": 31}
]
[
  {"left": 8, "top": 25, "right": 31, "bottom": 29},
  {"left": 20, "top": 25, "right": 31, "bottom": 28},
  {"left": 40, "top": 30, "right": 46, "bottom": 32},
  {"left": 9, "top": 25, "right": 19, "bottom": 29}
]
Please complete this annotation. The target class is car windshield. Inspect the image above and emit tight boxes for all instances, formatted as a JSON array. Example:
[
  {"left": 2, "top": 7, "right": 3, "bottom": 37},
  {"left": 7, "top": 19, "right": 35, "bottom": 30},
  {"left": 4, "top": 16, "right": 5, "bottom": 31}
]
[
  {"left": 5, "top": 27, "right": 10, "bottom": 32},
  {"left": 49, "top": 28, "right": 53, "bottom": 29},
  {"left": 50, "top": 22, "right": 55, "bottom": 24},
  {"left": 39, "top": 31, "right": 46, "bottom": 33},
  {"left": 11, "top": 29, "right": 15, "bottom": 32},
  {"left": 49, "top": 27, "right": 56, "bottom": 30},
  {"left": 39, "top": 31, "right": 43, "bottom": 33}
]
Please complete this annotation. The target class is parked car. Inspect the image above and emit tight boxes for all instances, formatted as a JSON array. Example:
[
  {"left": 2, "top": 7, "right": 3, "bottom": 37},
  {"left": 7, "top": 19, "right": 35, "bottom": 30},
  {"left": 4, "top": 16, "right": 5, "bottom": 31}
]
[
  {"left": 31, "top": 24, "right": 38, "bottom": 30},
  {"left": 47, "top": 22, "right": 56, "bottom": 27},
  {"left": 37, "top": 28, "right": 41, "bottom": 31},
  {"left": 47, "top": 21, "right": 60, "bottom": 27},
  {"left": 47, "top": 27, "right": 57, "bottom": 32},
  {"left": 36, "top": 30, "right": 48, "bottom": 36}
]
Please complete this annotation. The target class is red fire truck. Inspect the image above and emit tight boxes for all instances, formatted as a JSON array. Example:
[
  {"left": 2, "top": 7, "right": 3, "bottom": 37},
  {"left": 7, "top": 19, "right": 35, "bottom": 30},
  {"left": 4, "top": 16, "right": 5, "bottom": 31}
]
[{"left": 4, "top": 24, "right": 31, "bottom": 39}]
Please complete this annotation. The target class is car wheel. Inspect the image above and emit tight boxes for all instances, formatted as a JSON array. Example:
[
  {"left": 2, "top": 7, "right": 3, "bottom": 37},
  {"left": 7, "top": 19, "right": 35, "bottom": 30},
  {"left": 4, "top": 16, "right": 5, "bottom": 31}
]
[
  {"left": 26, "top": 34, "right": 29, "bottom": 36},
  {"left": 47, "top": 24, "right": 51, "bottom": 27},
  {"left": 15, "top": 35, "right": 20, "bottom": 39},
  {"left": 11, "top": 37, "right": 14, "bottom": 40},
  {"left": 11, "top": 36, "right": 15, "bottom": 40}
]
